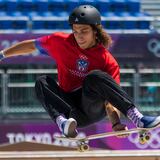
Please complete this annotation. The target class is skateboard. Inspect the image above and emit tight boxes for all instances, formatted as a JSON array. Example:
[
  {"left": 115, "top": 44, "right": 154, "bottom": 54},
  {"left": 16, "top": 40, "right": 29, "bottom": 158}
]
[{"left": 54, "top": 124, "right": 160, "bottom": 152}]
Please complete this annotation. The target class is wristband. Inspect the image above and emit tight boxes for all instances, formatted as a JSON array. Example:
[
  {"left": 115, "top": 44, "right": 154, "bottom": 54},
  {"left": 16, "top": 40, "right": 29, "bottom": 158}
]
[{"left": 0, "top": 50, "right": 5, "bottom": 60}]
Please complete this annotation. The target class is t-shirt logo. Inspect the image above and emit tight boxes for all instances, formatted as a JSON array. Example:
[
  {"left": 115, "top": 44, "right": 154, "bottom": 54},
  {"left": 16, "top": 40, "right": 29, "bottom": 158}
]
[{"left": 76, "top": 59, "right": 89, "bottom": 72}]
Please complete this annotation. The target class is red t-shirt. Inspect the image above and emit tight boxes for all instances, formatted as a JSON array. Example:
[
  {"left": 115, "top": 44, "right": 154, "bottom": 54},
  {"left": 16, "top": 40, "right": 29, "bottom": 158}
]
[{"left": 35, "top": 32, "right": 120, "bottom": 92}]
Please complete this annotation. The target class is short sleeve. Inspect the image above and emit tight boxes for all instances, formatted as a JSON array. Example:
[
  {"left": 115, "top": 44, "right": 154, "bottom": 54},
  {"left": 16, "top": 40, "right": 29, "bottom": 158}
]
[{"left": 34, "top": 36, "right": 50, "bottom": 56}]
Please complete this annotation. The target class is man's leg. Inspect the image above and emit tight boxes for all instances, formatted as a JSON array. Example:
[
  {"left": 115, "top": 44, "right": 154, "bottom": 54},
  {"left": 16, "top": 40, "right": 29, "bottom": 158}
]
[
  {"left": 35, "top": 75, "right": 77, "bottom": 137},
  {"left": 82, "top": 70, "right": 160, "bottom": 128}
]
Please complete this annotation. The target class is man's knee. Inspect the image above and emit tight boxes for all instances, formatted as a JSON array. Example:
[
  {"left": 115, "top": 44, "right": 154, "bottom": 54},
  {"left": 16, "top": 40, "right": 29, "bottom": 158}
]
[
  {"left": 85, "top": 69, "right": 100, "bottom": 81},
  {"left": 35, "top": 75, "right": 47, "bottom": 92},
  {"left": 35, "top": 75, "right": 47, "bottom": 84},
  {"left": 88, "top": 69, "right": 103, "bottom": 77},
  {"left": 84, "top": 70, "right": 107, "bottom": 85}
]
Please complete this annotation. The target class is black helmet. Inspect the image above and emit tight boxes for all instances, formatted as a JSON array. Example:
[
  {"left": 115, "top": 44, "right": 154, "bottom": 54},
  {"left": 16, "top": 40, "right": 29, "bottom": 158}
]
[{"left": 69, "top": 5, "right": 101, "bottom": 25}]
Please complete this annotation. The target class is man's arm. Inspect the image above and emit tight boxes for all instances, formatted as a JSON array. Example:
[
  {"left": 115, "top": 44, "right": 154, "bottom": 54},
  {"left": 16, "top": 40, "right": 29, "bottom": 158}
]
[{"left": 0, "top": 39, "right": 36, "bottom": 59}]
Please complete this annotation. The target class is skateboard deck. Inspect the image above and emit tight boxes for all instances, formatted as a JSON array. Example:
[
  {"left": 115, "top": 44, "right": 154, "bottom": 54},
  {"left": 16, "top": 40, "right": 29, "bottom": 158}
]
[{"left": 54, "top": 124, "right": 160, "bottom": 152}]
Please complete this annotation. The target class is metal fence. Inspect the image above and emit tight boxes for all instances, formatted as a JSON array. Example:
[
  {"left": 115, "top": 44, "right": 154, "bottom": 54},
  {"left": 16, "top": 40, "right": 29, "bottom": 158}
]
[{"left": 0, "top": 68, "right": 160, "bottom": 118}]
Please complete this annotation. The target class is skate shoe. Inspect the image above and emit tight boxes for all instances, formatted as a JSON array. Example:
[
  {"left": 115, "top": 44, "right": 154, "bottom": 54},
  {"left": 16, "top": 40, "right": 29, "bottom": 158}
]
[
  {"left": 60, "top": 118, "right": 78, "bottom": 138},
  {"left": 138, "top": 116, "right": 160, "bottom": 128}
]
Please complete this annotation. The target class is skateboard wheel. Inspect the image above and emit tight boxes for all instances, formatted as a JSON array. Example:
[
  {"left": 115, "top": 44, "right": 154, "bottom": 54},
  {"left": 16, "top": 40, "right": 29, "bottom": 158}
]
[
  {"left": 144, "top": 135, "right": 150, "bottom": 141},
  {"left": 144, "top": 132, "right": 151, "bottom": 141},
  {"left": 78, "top": 144, "right": 89, "bottom": 152},
  {"left": 141, "top": 132, "right": 151, "bottom": 142},
  {"left": 139, "top": 137, "right": 146, "bottom": 144}
]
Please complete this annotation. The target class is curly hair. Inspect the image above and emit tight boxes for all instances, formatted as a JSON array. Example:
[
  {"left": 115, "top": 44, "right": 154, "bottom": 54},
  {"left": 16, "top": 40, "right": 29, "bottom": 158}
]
[{"left": 91, "top": 24, "right": 113, "bottom": 49}]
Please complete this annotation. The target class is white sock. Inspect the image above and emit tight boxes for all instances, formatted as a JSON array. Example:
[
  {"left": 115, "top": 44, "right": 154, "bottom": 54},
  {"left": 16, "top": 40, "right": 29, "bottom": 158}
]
[
  {"left": 127, "top": 107, "right": 143, "bottom": 127},
  {"left": 56, "top": 115, "right": 67, "bottom": 131}
]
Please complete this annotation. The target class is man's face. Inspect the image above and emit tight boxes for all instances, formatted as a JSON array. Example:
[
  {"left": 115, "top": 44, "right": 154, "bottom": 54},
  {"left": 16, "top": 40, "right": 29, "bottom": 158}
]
[{"left": 72, "top": 24, "right": 97, "bottom": 50}]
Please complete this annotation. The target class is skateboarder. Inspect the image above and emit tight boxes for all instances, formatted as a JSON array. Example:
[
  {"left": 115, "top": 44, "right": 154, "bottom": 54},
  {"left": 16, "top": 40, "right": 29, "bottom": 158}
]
[{"left": 0, "top": 5, "right": 160, "bottom": 138}]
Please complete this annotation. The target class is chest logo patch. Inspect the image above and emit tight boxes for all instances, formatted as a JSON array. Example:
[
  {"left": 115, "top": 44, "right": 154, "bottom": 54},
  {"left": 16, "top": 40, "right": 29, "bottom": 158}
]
[{"left": 76, "top": 58, "right": 89, "bottom": 72}]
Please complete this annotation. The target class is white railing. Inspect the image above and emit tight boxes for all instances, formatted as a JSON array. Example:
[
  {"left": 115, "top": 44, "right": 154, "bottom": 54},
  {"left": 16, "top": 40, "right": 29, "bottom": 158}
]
[{"left": 0, "top": 68, "right": 160, "bottom": 115}]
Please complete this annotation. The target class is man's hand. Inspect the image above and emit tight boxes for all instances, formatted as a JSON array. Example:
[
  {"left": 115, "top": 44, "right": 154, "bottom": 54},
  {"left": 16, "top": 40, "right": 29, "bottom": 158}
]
[
  {"left": 112, "top": 123, "right": 129, "bottom": 138},
  {"left": 105, "top": 102, "right": 129, "bottom": 138}
]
